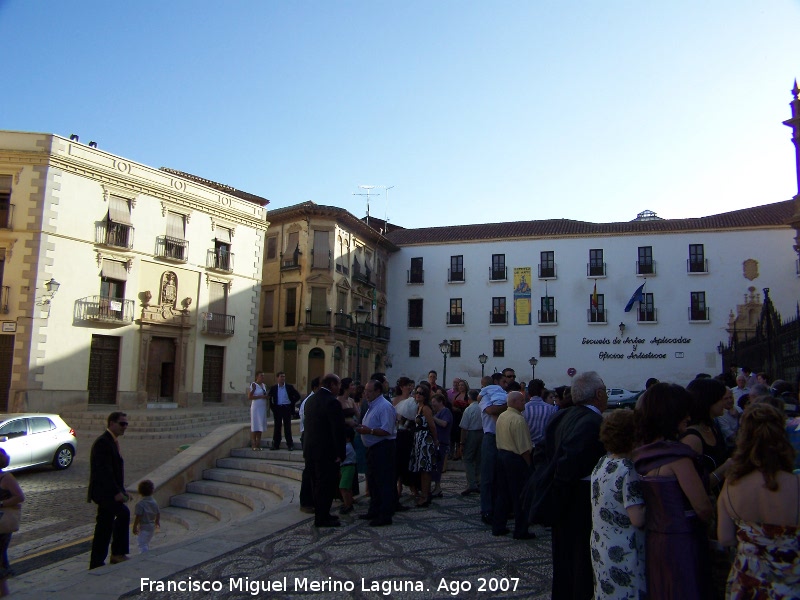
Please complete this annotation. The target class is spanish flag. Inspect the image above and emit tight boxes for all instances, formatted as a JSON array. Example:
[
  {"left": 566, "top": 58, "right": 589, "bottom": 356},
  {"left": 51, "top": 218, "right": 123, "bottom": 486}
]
[{"left": 591, "top": 280, "right": 598, "bottom": 308}]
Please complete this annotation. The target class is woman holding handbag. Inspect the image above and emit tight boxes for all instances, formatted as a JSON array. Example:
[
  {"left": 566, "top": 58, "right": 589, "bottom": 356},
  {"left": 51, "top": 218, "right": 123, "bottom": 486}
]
[{"left": 0, "top": 448, "right": 24, "bottom": 597}]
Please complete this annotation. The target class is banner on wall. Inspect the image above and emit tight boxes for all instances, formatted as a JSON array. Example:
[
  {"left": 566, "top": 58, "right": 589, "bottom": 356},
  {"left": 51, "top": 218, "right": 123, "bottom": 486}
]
[{"left": 513, "top": 267, "right": 532, "bottom": 325}]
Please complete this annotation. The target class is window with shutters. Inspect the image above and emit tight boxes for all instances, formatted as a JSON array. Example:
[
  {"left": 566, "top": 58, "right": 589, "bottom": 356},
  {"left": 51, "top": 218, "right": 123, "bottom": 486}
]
[
  {"left": 285, "top": 288, "right": 297, "bottom": 327},
  {"left": 312, "top": 230, "right": 331, "bottom": 269},
  {"left": 589, "top": 293, "right": 606, "bottom": 323},
  {"left": 308, "top": 287, "right": 329, "bottom": 326},
  {"left": 408, "top": 257, "right": 424, "bottom": 284},
  {"left": 266, "top": 236, "right": 278, "bottom": 261},
  {"left": 208, "top": 226, "right": 233, "bottom": 272},
  {"left": 156, "top": 212, "right": 188, "bottom": 261},
  {"left": 493, "top": 339, "right": 505, "bottom": 357},
  {"left": 0, "top": 249, "right": 7, "bottom": 313},
  {"left": 409, "top": 340, "right": 420, "bottom": 357},
  {"left": 449, "top": 340, "right": 461, "bottom": 357},
  {"left": 589, "top": 249, "right": 605, "bottom": 277},
  {"left": 282, "top": 231, "right": 300, "bottom": 269},
  {"left": 0, "top": 175, "right": 12, "bottom": 229},
  {"left": 262, "top": 289, "right": 274, "bottom": 328},
  {"left": 98, "top": 259, "right": 127, "bottom": 321},
  {"left": 99, "top": 195, "right": 134, "bottom": 249},
  {"left": 449, "top": 255, "right": 464, "bottom": 282},
  {"left": 408, "top": 299, "right": 423, "bottom": 328},
  {"left": 539, "top": 251, "right": 555, "bottom": 279},
  {"left": 204, "top": 281, "right": 234, "bottom": 334},
  {"left": 540, "top": 336, "right": 556, "bottom": 357}
]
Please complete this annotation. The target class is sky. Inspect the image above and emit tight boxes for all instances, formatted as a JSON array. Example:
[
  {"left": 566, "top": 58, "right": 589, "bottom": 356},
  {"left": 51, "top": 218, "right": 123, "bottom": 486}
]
[{"left": 2, "top": 1, "right": 799, "bottom": 229}]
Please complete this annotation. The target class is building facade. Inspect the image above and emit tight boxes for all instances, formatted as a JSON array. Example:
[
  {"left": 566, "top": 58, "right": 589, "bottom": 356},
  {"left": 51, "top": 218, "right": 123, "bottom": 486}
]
[
  {"left": 0, "top": 131, "right": 268, "bottom": 412},
  {"left": 384, "top": 202, "right": 800, "bottom": 390},
  {"left": 258, "top": 202, "right": 397, "bottom": 392}
]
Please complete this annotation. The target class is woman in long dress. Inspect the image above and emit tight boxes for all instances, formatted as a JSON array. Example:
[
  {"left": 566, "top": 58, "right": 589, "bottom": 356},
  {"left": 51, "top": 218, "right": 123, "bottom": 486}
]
[
  {"left": 717, "top": 402, "right": 800, "bottom": 598},
  {"left": 634, "top": 383, "right": 714, "bottom": 600},
  {"left": 409, "top": 383, "right": 438, "bottom": 507},
  {"left": 248, "top": 371, "right": 268, "bottom": 450}
]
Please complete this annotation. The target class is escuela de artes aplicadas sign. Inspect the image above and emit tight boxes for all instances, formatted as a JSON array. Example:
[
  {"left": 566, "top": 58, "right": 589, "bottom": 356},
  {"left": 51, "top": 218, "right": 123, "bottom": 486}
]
[{"left": 581, "top": 336, "right": 692, "bottom": 360}]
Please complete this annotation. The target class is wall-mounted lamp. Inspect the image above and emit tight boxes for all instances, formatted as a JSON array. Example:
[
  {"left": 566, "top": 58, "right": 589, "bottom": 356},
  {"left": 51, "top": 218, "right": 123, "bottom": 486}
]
[
  {"left": 35, "top": 278, "right": 61, "bottom": 306},
  {"left": 717, "top": 342, "right": 725, "bottom": 355},
  {"left": 69, "top": 134, "right": 79, "bottom": 142},
  {"left": 618, "top": 322, "right": 626, "bottom": 337},
  {"left": 88, "top": 141, "right": 98, "bottom": 148}
]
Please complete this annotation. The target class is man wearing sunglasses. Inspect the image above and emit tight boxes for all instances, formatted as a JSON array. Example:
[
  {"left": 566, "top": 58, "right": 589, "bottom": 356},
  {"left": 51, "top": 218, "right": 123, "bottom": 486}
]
[{"left": 88, "top": 412, "right": 130, "bottom": 569}]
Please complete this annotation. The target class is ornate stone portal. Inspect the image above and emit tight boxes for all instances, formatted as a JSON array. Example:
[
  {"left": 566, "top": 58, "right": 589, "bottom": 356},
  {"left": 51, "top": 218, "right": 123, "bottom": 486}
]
[{"left": 141, "top": 271, "right": 193, "bottom": 327}]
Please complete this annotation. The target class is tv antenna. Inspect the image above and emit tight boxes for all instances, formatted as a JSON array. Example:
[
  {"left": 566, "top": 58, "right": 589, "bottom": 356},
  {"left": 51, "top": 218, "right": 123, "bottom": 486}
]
[
  {"left": 353, "top": 185, "right": 378, "bottom": 227},
  {"left": 379, "top": 186, "right": 394, "bottom": 234}
]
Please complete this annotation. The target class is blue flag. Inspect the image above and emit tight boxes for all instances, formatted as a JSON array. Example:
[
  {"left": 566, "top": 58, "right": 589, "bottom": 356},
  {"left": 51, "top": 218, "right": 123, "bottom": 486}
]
[{"left": 624, "top": 283, "right": 646, "bottom": 312}]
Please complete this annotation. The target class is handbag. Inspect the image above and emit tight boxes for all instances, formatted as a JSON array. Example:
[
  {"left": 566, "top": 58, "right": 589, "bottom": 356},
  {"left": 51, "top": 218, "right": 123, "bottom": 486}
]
[{"left": 0, "top": 506, "right": 21, "bottom": 534}]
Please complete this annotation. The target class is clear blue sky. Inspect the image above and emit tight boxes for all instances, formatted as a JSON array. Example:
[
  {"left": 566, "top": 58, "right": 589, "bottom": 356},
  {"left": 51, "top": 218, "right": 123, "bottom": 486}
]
[{"left": 2, "top": 1, "right": 799, "bottom": 228}]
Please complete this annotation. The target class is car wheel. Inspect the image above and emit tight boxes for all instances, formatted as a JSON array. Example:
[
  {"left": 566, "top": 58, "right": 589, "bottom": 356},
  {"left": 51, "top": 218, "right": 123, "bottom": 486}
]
[{"left": 53, "top": 444, "right": 74, "bottom": 470}]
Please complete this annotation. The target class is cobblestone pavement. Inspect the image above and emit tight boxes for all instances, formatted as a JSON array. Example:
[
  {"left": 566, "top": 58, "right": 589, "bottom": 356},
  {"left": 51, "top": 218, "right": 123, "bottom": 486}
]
[{"left": 10, "top": 429, "right": 197, "bottom": 561}]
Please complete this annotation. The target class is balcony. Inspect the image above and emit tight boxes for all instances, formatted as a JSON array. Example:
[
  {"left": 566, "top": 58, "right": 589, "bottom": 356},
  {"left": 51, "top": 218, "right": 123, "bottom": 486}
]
[
  {"left": 206, "top": 249, "right": 234, "bottom": 272},
  {"left": 587, "top": 263, "right": 607, "bottom": 277},
  {"left": 202, "top": 312, "right": 235, "bottom": 335},
  {"left": 538, "top": 265, "right": 557, "bottom": 279},
  {"left": 687, "top": 259, "right": 708, "bottom": 274},
  {"left": 306, "top": 308, "right": 332, "bottom": 327},
  {"left": 96, "top": 222, "right": 134, "bottom": 249},
  {"left": 689, "top": 307, "right": 710, "bottom": 322},
  {"left": 636, "top": 261, "right": 656, "bottom": 276},
  {"left": 331, "top": 312, "right": 390, "bottom": 340},
  {"left": 407, "top": 269, "right": 424, "bottom": 284},
  {"left": 281, "top": 253, "right": 301, "bottom": 271},
  {"left": 588, "top": 309, "right": 607, "bottom": 323},
  {"left": 638, "top": 308, "right": 657, "bottom": 322},
  {"left": 334, "top": 312, "right": 352, "bottom": 331},
  {"left": 446, "top": 312, "right": 464, "bottom": 325},
  {"left": 0, "top": 286, "right": 8, "bottom": 313},
  {"left": 538, "top": 310, "right": 558, "bottom": 324},
  {"left": 448, "top": 269, "right": 465, "bottom": 283},
  {"left": 490, "top": 267, "right": 507, "bottom": 281},
  {"left": 352, "top": 267, "right": 374, "bottom": 287},
  {"left": 490, "top": 310, "right": 508, "bottom": 325},
  {"left": 0, "top": 204, "right": 14, "bottom": 229},
  {"left": 75, "top": 296, "right": 135, "bottom": 324},
  {"left": 155, "top": 236, "right": 188, "bottom": 262}
]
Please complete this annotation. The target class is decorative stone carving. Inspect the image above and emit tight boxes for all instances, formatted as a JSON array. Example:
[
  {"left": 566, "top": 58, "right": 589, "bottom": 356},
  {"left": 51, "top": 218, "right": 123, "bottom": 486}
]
[
  {"left": 726, "top": 286, "right": 761, "bottom": 343},
  {"left": 742, "top": 259, "right": 759, "bottom": 281},
  {"left": 141, "top": 271, "right": 193, "bottom": 328}
]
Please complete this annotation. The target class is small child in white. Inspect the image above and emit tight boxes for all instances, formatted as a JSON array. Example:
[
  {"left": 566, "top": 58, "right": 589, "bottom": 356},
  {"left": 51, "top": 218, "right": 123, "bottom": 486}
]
[{"left": 132, "top": 480, "right": 160, "bottom": 553}]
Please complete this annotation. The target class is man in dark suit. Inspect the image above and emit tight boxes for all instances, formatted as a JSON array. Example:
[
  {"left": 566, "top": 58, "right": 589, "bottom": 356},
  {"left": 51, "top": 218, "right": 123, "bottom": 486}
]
[
  {"left": 267, "top": 371, "right": 301, "bottom": 450},
  {"left": 302, "top": 373, "right": 346, "bottom": 527},
  {"left": 543, "top": 371, "right": 607, "bottom": 599},
  {"left": 88, "top": 411, "right": 130, "bottom": 569}
]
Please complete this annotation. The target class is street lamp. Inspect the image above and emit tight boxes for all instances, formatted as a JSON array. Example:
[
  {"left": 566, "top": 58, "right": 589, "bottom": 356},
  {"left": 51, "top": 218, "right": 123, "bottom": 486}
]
[
  {"left": 439, "top": 339, "right": 451, "bottom": 389},
  {"left": 528, "top": 356, "right": 538, "bottom": 380},
  {"left": 353, "top": 304, "right": 370, "bottom": 384},
  {"left": 478, "top": 353, "right": 488, "bottom": 378}
]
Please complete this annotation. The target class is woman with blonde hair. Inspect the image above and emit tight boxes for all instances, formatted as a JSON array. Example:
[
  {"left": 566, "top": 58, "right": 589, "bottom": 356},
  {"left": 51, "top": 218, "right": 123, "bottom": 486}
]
[
  {"left": 717, "top": 403, "right": 799, "bottom": 598},
  {"left": 0, "top": 449, "right": 24, "bottom": 597}
]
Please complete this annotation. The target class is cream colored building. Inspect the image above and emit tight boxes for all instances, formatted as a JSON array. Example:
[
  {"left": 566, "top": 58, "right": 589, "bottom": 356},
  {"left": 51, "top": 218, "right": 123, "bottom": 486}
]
[
  {"left": 258, "top": 202, "right": 397, "bottom": 392},
  {"left": 0, "top": 131, "right": 268, "bottom": 412}
]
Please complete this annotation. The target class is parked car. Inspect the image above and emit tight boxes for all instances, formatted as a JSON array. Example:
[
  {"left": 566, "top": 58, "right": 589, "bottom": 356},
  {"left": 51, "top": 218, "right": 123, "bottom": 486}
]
[
  {"left": 0, "top": 413, "right": 77, "bottom": 471},
  {"left": 606, "top": 388, "right": 641, "bottom": 410}
]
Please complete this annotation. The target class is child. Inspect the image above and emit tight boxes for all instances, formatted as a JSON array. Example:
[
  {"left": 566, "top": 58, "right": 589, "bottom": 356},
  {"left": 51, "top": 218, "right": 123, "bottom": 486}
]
[
  {"left": 132, "top": 480, "right": 160, "bottom": 553},
  {"left": 338, "top": 429, "right": 357, "bottom": 514}
]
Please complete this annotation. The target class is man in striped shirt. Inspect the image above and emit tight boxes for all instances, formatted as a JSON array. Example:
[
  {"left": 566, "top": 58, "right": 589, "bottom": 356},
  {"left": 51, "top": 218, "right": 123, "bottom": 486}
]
[{"left": 522, "top": 379, "right": 556, "bottom": 447}]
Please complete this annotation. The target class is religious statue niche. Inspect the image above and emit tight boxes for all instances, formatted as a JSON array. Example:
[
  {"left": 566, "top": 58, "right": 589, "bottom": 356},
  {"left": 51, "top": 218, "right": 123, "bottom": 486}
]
[{"left": 160, "top": 272, "right": 178, "bottom": 308}]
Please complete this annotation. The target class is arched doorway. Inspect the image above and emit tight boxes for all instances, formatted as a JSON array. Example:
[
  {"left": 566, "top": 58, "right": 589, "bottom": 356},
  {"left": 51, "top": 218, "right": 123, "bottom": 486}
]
[
  {"left": 333, "top": 346, "right": 343, "bottom": 376},
  {"left": 307, "top": 348, "right": 325, "bottom": 392}
]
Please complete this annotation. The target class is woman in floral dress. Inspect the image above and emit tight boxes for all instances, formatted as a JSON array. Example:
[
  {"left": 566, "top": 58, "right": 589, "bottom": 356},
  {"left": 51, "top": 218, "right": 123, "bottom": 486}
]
[
  {"left": 409, "top": 383, "right": 438, "bottom": 507},
  {"left": 591, "top": 409, "right": 646, "bottom": 599},
  {"left": 717, "top": 402, "right": 800, "bottom": 599}
]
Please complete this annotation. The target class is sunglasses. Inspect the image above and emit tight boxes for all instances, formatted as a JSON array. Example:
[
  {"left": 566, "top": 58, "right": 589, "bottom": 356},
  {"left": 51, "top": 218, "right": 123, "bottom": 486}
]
[{"left": 117, "top": 422, "right": 129, "bottom": 427}]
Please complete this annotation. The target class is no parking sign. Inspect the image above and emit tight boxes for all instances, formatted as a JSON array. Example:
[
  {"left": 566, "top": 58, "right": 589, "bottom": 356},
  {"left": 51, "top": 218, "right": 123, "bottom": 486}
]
[{"left": 567, "top": 367, "right": 576, "bottom": 377}]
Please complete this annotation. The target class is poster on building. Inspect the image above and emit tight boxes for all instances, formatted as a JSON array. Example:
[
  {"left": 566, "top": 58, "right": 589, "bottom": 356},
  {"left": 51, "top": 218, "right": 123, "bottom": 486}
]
[{"left": 513, "top": 267, "right": 532, "bottom": 325}]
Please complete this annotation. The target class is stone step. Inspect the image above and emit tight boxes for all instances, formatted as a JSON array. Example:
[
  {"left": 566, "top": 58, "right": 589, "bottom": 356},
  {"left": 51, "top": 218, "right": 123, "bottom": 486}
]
[
  {"left": 230, "top": 446, "right": 306, "bottom": 462},
  {"left": 169, "top": 491, "right": 253, "bottom": 524},
  {"left": 216, "top": 457, "right": 304, "bottom": 481},
  {"left": 159, "top": 504, "right": 221, "bottom": 533},
  {"left": 202, "top": 467, "right": 300, "bottom": 500}
]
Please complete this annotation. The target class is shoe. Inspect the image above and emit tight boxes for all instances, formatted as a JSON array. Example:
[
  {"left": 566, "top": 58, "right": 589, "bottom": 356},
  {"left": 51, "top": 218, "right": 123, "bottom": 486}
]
[
  {"left": 368, "top": 518, "right": 392, "bottom": 527},
  {"left": 394, "top": 504, "right": 409, "bottom": 512},
  {"left": 339, "top": 505, "right": 354, "bottom": 515},
  {"left": 299, "top": 506, "right": 315, "bottom": 514},
  {"left": 110, "top": 555, "right": 129, "bottom": 564},
  {"left": 287, "top": 445, "right": 295, "bottom": 451},
  {"left": 415, "top": 498, "right": 431, "bottom": 508},
  {"left": 315, "top": 519, "right": 341, "bottom": 528},
  {"left": 481, "top": 513, "right": 492, "bottom": 525},
  {"left": 358, "top": 513, "right": 378, "bottom": 520},
  {"left": 270, "top": 444, "right": 279, "bottom": 451},
  {"left": 513, "top": 532, "right": 536, "bottom": 540},
  {"left": 492, "top": 528, "right": 510, "bottom": 537}
]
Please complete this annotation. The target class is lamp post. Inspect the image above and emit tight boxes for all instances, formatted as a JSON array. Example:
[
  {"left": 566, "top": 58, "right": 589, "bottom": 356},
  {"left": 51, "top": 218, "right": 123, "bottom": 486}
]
[
  {"left": 439, "top": 339, "right": 451, "bottom": 389},
  {"left": 478, "top": 353, "right": 488, "bottom": 378},
  {"left": 353, "top": 304, "right": 370, "bottom": 384},
  {"left": 528, "top": 356, "right": 538, "bottom": 380}
]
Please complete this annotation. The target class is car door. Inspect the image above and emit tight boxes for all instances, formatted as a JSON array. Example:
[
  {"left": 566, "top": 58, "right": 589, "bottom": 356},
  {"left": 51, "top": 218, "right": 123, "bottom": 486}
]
[
  {"left": 28, "top": 417, "right": 57, "bottom": 466},
  {"left": 0, "top": 418, "right": 31, "bottom": 469}
]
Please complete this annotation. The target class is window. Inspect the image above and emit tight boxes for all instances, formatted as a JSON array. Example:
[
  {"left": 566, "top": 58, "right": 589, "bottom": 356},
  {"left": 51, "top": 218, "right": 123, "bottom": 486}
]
[
  {"left": 540, "top": 336, "right": 556, "bottom": 357},
  {"left": 589, "top": 293, "right": 606, "bottom": 323},
  {"left": 0, "top": 419, "right": 26, "bottom": 439},
  {"left": 448, "top": 298, "right": 463, "bottom": 325},
  {"left": 0, "top": 249, "right": 6, "bottom": 313},
  {"left": 266, "top": 237, "right": 277, "bottom": 261},
  {"left": 312, "top": 230, "right": 330, "bottom": 269},
  {"left": 491, "top": 254, "right": 506, "bottom": 281},
  {"left": 637, "top": 246, "right": 654, "bottom": 275},
  {"left": 285, "top": 288, "right": 297, "bottom": 327},
  {"left": 206, "top": 281, "right": 232, "bottom": 334},
  {"left": 263, "top": 290, "right": 274, "bottom": 327},
  {"left": 309, "top": 287, "right": 328, "bottom": 325},
  {"left": 408, "top": 299, "right": 423, "bottom": 328},
  {"left": 103, "top": 195, "right": 133, "bottom": 248},
  {"left": 638, "top": 293, "right": 656, "bottom": 322},
  {"left": 493, "top": 339, "right": 505, "bottom": 357},
  {"left": 100, "top": 259, "right": 127, "bottom": 320},
  {"left": 409, "top": 340, "right": 420, "bottom": 357},
  {"left": 161, "top": 211, "right": 188, "bottom": 260},
  {"left": 449, "top": 340, "right": 461, "bottom": 357},
  {"left": 688, "top": 244, "right": 707, "bottom": 273},
  {"left": 336, "top": 238, "right": 350, "bottom": 275},
  {"left": 210, "top": 227, "right": 233, "bottom": 271},
  {"left": 539, "top": 296, "right": 556, "bottom": 323},
  {"left": 589, "top": 249, "right": 605, "bottom": 276},
  {"left": 491, "top": 297, "right": 507, "bottom": 324},
  {"left": 690, "top": 292, "right": 708, "bottom": 321},
  {"left": 539, "top": 251, "right": 555, "bottom": 278},
  {"left": 449, "top": 255, "right": 464, "bottom": 282},
  {"left": 409, "top": 257, "right": 424, "bottom": 283},
  {"left": 283, "top": 231, "right": 300, "bottom": 268},
  {"left": 29, "top": 417, "right": 55, "bottom": 434},
  {"left": 0, "top": 175, "right": 11, "bottom": 228}
]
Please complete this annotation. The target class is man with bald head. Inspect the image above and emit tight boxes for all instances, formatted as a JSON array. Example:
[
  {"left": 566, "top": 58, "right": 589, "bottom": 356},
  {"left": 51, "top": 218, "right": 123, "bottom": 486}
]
[{"left": 492, "top": 391, "right": 533, "bottom": 539}]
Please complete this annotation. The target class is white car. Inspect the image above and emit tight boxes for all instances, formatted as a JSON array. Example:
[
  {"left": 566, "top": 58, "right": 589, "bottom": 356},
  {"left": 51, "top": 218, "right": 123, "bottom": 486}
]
[
  {"left": 0, "top": 413, "right": 77, "bottom": 471},
  {"left": 606, "top": 388, "right": 640, "bottom": 409}
]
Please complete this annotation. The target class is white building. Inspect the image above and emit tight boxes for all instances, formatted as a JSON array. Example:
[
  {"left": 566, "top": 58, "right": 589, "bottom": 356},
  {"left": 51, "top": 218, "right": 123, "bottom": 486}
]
[
  {"left": 384, "top": 202, "right": 799, "bottom": 390},
  {"left": 0, "top": 131, "right": 269, "bottom": 412}
]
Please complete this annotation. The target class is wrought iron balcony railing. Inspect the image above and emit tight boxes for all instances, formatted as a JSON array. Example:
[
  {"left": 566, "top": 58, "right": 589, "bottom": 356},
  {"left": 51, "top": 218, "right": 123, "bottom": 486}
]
[
  {"left": 538, "top": 310, "right": 557, "bottom": 324},
  {"left": 588, "top": 309, "right": 607, "bottom": 323},
  {"left": 75, "top": 296, "right": 135, "bottom": 323},
  {"left": 587, "top": 262, "right": 606, "bottom": 277},
  {"left": 155, "top": 235, "right": 188, "bottom": 262},
  {"left": 489, "top": 267, "right": 507, "bottom": 281},
  {"left": 490, "top": 310, "right": 508, "bottom": 324},
  {"left": 306, "top": 308, "right": 332, "bottom": 327},
  {"left": 206, "top": 249, "right": 234, "bottom": 272},
  {"left": 636, "top": 261, "right": 655, "bottom": 275},
  {"left": 688, "top": 307, "right": 710, "bottom": 321},
  {"left": 96, "top": 222, "right": 134, "bottom": 249},
  {"left": 448, "top": 268, "right": 465, "bottom": 282},
  {"left": 447, "top": 312, "right": 464, "bottom": 325},
  {"left": 687, "top": 259, "right": 708, "bottom": 274},
  {"left": 202, "top": 312, "right": 235, "bottom": 335}
]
